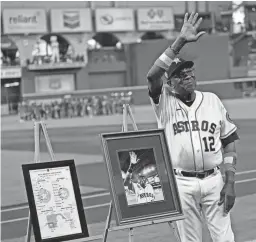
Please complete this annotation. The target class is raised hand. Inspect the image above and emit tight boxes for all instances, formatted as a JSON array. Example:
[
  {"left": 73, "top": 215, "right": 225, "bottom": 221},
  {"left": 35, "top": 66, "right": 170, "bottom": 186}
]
[
  {"left": 180, "top": 12, "right": 206, "bottom": 43},
  {"left": 129, "top": 151, "right": 139, "bottom": 164}
]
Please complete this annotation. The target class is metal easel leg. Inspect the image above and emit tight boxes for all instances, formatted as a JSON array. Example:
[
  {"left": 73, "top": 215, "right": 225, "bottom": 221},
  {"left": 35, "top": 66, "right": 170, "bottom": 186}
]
[
  {"left": 102, "top": 105, "right": 131, "bottom": 242},
  {"left": 25, "top": 216, "right": 32, "bottom": 242},
  {"left": 168, "top": 221, "right": 182, "bottom": 242},
  {"left": 122, "top": 104, "right": 128, "bottom": 132},
  {"left": 40, "top": 121, "right": 56, "bottom": 161},
  {"left": 127, "top": 104, "right": 138, "bottom": 131},
  {"left": 125, "top": 104, "right": 138, "bottom": 242},
  {"left": 102, "top": 202, "right": 113, "bottom": 242},
  {"left": 25, "top": 122, "right": 41, "bottom": 242},
  {"left": 127, "top": 103, "right": 181, "bottom": 242},
  {"left": 129, "top": 228, "right": 134, "bottom": 242},
  {"left": 125, "top": 104, "right": 137, "bottom": 242}
]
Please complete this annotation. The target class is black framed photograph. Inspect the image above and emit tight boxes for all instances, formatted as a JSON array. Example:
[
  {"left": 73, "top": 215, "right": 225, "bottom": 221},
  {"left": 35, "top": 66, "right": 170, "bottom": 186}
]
[
  {"left": 22, "top": 159, "right": 89, "bottom": 242},
  {"left": 100, "top": 129, "right": 184, "bottom": 226}
]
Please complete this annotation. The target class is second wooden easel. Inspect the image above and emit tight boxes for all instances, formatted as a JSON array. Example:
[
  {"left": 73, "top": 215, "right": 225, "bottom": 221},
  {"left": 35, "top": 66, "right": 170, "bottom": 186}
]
[{"left": 102, "top": 104, "right": 182, "bottom": 242}]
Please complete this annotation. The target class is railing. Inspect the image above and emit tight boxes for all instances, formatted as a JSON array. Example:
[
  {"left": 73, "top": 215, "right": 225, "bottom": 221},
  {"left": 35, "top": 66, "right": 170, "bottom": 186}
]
[{"left": 21, "top": 77, "right": 256, "bottom": 103}]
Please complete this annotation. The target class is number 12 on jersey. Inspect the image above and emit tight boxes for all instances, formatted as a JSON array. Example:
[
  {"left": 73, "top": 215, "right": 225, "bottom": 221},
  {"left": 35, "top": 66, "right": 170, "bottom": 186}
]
[{"left": 202, "top": 136, "right": 215, "bottom": 152}]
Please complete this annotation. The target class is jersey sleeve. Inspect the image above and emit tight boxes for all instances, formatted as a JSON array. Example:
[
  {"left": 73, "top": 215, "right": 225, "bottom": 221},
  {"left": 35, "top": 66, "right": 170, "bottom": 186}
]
[
  {"left": 217, "top": 97, "right": 237, "bottom": 139},
  {"left": 221, "top": 131, "right": 240, "bottom": 148}
]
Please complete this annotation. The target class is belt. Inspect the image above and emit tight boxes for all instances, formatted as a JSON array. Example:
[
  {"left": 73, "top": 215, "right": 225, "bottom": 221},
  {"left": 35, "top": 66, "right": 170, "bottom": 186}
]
[{"left": 174, "top": 167, "right": 219, "bottom": 179}]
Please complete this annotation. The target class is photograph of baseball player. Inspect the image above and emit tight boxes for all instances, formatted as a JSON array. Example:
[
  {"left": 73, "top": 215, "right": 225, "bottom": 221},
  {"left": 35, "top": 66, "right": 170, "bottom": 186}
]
[{"left": 118, "top": 148, "right": 165, "bottom": 206}]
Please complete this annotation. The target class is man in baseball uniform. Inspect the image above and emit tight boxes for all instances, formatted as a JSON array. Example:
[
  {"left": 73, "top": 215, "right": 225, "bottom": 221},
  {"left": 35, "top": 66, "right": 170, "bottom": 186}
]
[
  {"left": 133, "top": 175, "right": 155, "bottom": 204},
  {"left": 147, "top": 13, "right": 239, "bottom": 242}
]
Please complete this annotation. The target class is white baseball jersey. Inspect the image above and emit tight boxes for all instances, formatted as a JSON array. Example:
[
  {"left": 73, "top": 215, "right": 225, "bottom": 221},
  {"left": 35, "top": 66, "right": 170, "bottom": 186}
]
[
  {"left": 150, "top": 87, "right": 237, "bottom": 171},
  {"left": 133, "top": 183, "right": 155, "bottom": 204}
]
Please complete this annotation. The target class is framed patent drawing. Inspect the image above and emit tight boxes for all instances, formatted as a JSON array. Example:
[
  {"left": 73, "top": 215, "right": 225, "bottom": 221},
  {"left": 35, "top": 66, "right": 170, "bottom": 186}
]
[
  {"left": 22, "top": 159, "right": 89, "bottom": 242},
  {"left": 100, "top": 129, "right": 184, "bottom": 226}
]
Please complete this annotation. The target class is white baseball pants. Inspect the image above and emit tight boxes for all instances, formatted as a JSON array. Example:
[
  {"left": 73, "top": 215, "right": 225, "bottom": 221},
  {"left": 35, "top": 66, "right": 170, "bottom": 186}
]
[{"left": 174, "top": 170, "right": 235, "bottom": 242}]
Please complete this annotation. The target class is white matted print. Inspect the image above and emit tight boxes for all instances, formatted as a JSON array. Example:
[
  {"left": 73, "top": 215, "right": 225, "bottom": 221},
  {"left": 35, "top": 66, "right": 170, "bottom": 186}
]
[
  {"left": 118, "top": 148, "right": 165, "bottom": 206},
  {"left": 29, "top": 166, "right": 81, "bottom": 239}
]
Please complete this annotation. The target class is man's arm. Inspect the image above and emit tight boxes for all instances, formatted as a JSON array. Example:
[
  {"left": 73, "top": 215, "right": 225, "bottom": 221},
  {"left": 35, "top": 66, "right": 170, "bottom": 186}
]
[
  {"left": 123, "top": 152, "right": 139, "bottom": 184},
  {"left": 146, "top": 12, "right": 206, "bottom": 103},
  {"left": 218, "top": 139, "right": 238, "bottom": 214},
  {"left": 147, "top": 36, "right": 186, "bottom": 100},
  {"left": 223, "top": 141, "right": 238, "bottom": 183}
]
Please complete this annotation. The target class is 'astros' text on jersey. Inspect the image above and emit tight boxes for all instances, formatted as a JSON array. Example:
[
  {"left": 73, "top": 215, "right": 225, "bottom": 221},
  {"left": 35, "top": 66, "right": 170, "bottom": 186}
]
[
  {"left": 150, "top": 88, "right": 237, "bottom": 172},
  {"left": 133, "top": 183, "right": 155, "bottom": 204}
]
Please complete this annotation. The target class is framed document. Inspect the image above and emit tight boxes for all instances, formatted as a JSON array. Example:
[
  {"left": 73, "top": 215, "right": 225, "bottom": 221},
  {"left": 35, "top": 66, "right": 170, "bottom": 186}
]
[
  {"left": 100, "top": 129, "right": 184, "bottom": 226},
  {"left": 22, "top": 159, "right": 89, "bottom": 242}
]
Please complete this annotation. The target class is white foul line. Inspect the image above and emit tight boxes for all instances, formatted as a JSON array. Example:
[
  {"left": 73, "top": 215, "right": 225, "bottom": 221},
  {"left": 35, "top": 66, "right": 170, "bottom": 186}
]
[
  {"left": 1, "top": 203, "right": 111, "bottom": 224},
  {"left": 1, "top": 170, "right": 256, "bottom": 219},
  {"left": 1, "top": 191, "right": 110, "bottom": 212},
  {"left": 236, "top": 169, "right": 256, "bottom": 175},
  {"left": 2, "top": 176, "right": 256, "bottom": 225},
  {"left": 236, "top": 178, "right": 256, "bottom": 184}
]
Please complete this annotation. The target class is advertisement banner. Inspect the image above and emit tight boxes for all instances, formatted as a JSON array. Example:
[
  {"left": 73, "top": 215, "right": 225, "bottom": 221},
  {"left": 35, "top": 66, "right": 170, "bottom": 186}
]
[
  {"left": 35, "top": 74, "right": 75, "bottom": 93},
  {"left": 95, "top": 8, "right": 135, "bottom": 32},
  {"left": 3, "top": 9, "right": 47, "bottom": 34},
  {"left": 50, "top": 9, "right": 92, "bottom": 33},
  {"left": 137, "top": 8, "right": 174, "bottom": 31},
  {"left": 1, "top": 67, "right": 21, "bottom": 79}
]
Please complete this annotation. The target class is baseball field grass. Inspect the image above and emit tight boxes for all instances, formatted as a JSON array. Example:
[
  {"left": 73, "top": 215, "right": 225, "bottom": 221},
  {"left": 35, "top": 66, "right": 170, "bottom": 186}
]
[{"left": 1, "top": 100, "right": 256, "bottom": 242}]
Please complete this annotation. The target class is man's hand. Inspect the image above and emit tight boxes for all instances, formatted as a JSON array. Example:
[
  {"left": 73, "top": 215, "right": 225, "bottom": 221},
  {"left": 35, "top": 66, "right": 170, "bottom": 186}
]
[
  {"left": 218, "top": 181, "right": 236, "bottom": 214},
  {"left": 179, "top": 12, "right": 206, "bottom": 43},
  {"left": 129, "top": 151, "right": 139, "bottom": 164}
]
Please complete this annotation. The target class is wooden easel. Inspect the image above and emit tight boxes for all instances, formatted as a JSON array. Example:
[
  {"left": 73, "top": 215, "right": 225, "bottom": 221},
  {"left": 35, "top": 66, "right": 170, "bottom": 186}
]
[
  {"left": 25, "top": 108, "right": 182, "bottom": 242},
  {"left": 25, "top": 121, "right": 56, "bottom": 242},
  {"left": 25, "top": 121, "right": 104, "bottom": 242},
  {"left": 102, "top": 104, "right": 182, "bottom": 242}
]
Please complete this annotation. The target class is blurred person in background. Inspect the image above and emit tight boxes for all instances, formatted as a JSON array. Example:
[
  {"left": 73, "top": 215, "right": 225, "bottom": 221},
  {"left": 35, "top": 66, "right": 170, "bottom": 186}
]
[
  {"left": 92, "top": 96, "right": 99, "bottom": 116},
  {"left": 87, "top": 96, "right": 93, "bottom": 117},
  {"left": 77, "top": 98, "right": 83, "bottom": 117},
  {"left": 67, "top": 98, "right": 73, "bottom": 118},
  {"left": 39, "top": 103, "right": 46, "bottom": 120},
  {"left": 82, "top": 97, "right": 88, "bottom": 116},
  {"left": 116, "top": 93, "right": 123, "bottom": 114},
  {"left": 18, "top": 101, "right": 26, "bottom": 122}
]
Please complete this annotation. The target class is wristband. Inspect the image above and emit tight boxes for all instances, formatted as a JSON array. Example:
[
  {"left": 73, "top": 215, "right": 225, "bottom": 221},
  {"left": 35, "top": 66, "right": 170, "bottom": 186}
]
[
  {"left": 155, "top": 47, "right": 174, "bottom": 71},
  {"left": 128, "top": 163, "right": 135, "bottom": 173},
  {"left": 154, "top": 36, "right": 186, "bottom": 71},
  {"left": 223, "top": 152, "right": 237, "bottom": 173}
]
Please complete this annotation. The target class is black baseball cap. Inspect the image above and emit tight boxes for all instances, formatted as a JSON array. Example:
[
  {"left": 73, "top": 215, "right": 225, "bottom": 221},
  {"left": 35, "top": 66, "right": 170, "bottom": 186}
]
[{"left": 165, "top": 57, "right": 194, "bottom": 80}]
